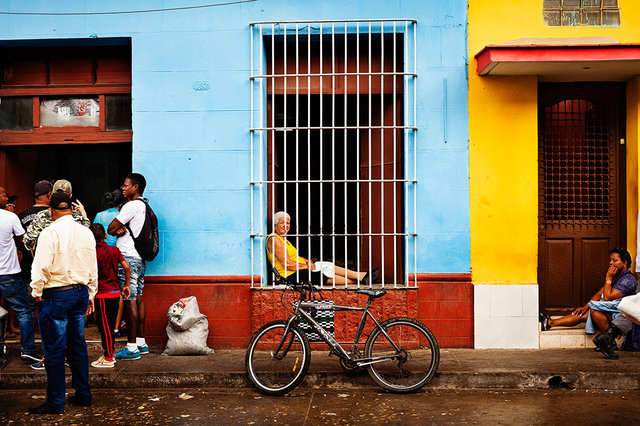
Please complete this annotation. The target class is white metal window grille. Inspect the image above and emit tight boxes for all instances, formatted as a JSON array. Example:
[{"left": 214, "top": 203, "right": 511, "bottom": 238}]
[{"left": 250, "top": 19, "right": 417, "bottom": 289}]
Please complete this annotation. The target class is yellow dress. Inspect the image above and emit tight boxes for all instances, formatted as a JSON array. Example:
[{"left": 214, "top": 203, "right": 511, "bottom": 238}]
[{"left": 266, "top": 233, "right": 306, "bottom": 277}]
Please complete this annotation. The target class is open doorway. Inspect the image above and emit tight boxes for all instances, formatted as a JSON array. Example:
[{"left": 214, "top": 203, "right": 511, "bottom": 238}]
[{"left": 0, "top": 143, "right": 131, "bottom": 220}]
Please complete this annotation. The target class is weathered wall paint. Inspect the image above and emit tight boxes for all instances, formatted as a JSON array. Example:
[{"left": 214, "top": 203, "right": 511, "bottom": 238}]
[
  {"left": 468, "top": 75, "right": 539, "bottom": 286},
  {"left": 0, "top": 0, "right": 470, "bottom": 276}
]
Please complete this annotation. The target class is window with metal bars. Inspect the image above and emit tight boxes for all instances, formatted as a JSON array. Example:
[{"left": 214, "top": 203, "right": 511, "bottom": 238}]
[
  {"left": 540, "top": 99, "right": 613, "bottom": 223},
  {"left": 543, "top": 0, "right": 620, "bottom": 26},
  {"left": 250, "top": 20, "right": 417, "bottom": 288}
]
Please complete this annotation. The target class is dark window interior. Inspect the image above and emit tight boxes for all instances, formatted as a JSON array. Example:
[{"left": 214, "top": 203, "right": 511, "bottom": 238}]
[
  {"left": 106, "top": 94, "right": 132, "bottom": 131},
  {"left": 0, "top": 96, "right": 32, "bottom": 130}
]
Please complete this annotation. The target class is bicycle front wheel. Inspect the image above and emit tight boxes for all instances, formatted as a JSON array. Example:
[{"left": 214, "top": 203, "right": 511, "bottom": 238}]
[
  {"left": 364, "top": 317, "right": 439, "bottom": 393},
  {"left": 245, "top": 320, "right": 311, "bottom": 396}
]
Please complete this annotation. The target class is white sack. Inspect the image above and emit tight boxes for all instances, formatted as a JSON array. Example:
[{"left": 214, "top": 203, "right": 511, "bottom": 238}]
[
  {"left": 618, "top": 293, "right": 640, "bottom": 323},
  {"left": 163, "top": 296, "right": 214, "bottom": 356}
]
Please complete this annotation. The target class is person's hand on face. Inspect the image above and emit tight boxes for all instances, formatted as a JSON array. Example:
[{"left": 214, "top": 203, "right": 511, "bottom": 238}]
[{"left": 606, "top": 253, "right": 626, "bottom": 282}]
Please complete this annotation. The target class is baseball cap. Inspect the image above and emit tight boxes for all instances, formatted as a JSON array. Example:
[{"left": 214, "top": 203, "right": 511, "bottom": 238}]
[
  {"left": 52, "top": 179, "right": 72, "bottom": 195},
  {"left": 34, "top": 180, "right": 53, "bottom": 197},
  {"left": 50, "top": 192, "right": 72, "bottom": 210}
]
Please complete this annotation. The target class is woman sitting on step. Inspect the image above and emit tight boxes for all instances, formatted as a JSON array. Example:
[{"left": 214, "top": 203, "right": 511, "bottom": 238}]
[
  {"left": 539, "top": 248, "right": 638, "bottom": 336},
  {"left": 266, "top": 211, "right": 380, "bottom": 287}
]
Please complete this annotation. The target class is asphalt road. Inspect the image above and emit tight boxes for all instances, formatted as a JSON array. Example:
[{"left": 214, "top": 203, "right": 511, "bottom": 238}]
[{"left": 1, "top": 388, "right": 639, "bottom": 425}]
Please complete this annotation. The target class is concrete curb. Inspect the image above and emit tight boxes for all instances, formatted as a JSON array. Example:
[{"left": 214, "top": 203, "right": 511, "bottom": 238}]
[{"left": 3, "top": 370, "right": 640, "bottom": 391}]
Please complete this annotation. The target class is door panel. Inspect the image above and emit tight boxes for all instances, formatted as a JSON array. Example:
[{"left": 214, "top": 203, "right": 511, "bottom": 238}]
[
  {"left": 581, "top": 238, "right": 612, "bottom": 301},
  {"left": 544, "top": 239, "right": 574, "bottom": 309},
  {"left": 538, "top": 83, "right": 625, "bottom": 315}
]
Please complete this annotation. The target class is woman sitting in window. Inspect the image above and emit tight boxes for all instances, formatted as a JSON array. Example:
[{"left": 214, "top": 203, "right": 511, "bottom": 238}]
[
  {"left": 540, "top": 248, "right": 638, "bottom": 336},
  {"left": 266, "top": 211, "right": 380, "bottom": 286}
]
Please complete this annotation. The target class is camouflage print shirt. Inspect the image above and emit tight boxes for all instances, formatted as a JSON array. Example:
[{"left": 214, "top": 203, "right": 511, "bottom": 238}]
[{"left": 23, "top": 209, "right": 91, "bottom": 251}]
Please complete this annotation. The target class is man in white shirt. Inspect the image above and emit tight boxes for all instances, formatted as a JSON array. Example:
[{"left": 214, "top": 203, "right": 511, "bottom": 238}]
[
  {"left": 28, "top": 192, "right": 97, "bottom": 415},
  {"left": 108, "top": 173, "right": 149, "bottom": 360},
  {"left": 0, "top": 186, "right": 40, "bottom": 363}
]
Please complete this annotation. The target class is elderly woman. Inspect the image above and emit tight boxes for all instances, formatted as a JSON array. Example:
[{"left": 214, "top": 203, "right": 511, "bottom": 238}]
[
  {"left": 540, "top": 248, "right": 638, "bottom": 335},
  {"left": 266, "top": 211, "right": 380, "bottom": 286}
]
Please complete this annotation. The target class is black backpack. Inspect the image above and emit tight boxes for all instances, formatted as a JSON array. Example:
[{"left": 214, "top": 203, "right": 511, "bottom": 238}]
[{"left": 125, "top": 198, "right": 159, "bottom": 262}]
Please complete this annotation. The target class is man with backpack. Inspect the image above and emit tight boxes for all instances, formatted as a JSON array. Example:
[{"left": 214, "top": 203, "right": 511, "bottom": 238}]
[{"left": 108, "top": 173, "right": 158, "bottom": 360}]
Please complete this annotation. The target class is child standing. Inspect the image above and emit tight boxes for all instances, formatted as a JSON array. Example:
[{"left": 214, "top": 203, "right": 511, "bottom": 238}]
[{"left": 89, "top": 223, "right": 130, "bottom": 368}]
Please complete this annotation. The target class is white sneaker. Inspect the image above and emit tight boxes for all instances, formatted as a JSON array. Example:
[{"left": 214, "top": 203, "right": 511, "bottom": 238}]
[{"left": 91, "top": 355, "right": 116, "bottom": 368}]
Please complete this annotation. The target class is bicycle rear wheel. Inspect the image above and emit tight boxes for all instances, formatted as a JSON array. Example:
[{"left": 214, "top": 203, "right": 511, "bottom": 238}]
[
  {"left": 364, "top": 317, "right": 439, "bottom": 393},
  {"left": 245, "top": 320, "right": 311, "bottom": 396}
]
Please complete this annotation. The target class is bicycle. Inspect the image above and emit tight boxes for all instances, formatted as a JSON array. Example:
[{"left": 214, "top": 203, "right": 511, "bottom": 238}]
[{"left": 245, "top": 272, "right": 440, "bottom": 395}]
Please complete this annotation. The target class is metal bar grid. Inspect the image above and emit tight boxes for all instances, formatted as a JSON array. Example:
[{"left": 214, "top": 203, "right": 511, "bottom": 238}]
[
  {"left": 250, "top": 19, "right": 418, "bottom": 289},
  {"left": 540, "top": 98, "right": 613, "bottom": 225}
]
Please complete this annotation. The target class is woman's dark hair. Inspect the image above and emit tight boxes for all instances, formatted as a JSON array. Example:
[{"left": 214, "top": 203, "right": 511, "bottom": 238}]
[
  {"left": 611, "top": 248, "right": 632, "bottom": 268},
  {"left": 102, "top": 189, "right": 124, "bottom": 210}
]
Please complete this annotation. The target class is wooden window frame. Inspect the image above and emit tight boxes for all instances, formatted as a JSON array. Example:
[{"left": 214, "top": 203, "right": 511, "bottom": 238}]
[
  {"left": 543, "top": 0, "right": 620, "bottom": 27},
  {"left": 0, "top": 45, "right": 132, "bottom": 145}
]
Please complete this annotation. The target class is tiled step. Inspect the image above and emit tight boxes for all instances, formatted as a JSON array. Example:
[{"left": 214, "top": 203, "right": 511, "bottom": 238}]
[
  {"left": 539, "top": 326, "right": 594, "bottom": 349},
  {"left": 539, "top": 318, "right": 624, "bottom": 349}
]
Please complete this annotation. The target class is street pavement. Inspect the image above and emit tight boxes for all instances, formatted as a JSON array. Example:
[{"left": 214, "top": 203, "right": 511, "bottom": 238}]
[
  {"left": 2, "top": 340, "right": 640, "bottom": 391},
  {"left": 1, "top": 388, "right": 640, "bottom": 424}
]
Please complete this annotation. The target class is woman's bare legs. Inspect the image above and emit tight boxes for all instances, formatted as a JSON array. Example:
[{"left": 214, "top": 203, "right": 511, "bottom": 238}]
[
  {"left": 326, "top": 266, "right": 366, "bottom": 285},
  {"left": 549, "top": 311, "right": 589, "bottom": 327},
  {"left": 589, "top": 309, "right": 611, "bottom": 331}
]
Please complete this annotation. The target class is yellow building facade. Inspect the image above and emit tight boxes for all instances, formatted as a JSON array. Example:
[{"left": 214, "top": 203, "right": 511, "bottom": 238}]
[{"left": 469, "top": 0, "right": 640, "bottom": 348}]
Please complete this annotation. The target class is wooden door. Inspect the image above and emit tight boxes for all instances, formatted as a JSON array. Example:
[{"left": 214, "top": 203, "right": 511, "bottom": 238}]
[{"left": 538, "top": 83, "right": 625, "bottom": 315}]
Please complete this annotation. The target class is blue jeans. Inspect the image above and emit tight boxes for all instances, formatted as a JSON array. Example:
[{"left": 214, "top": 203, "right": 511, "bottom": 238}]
[
  {"left": 0, "top": 273, "right": 36, "bottom": 355},
  {"left": 38, "top": 285, "right": 91, "bottom": 411}
]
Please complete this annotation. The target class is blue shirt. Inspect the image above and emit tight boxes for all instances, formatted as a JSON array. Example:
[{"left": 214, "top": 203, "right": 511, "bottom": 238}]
[
  {"left": 612, "top": 269, "right": 638, "bottom": 297},
  {"left": 93, "top": 208, "right": 119, "bottom": 247}
]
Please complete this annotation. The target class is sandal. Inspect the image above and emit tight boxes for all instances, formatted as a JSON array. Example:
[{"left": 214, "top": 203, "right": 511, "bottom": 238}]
[{"left": 539, "top": 312, "right": 551, "bottom": 331}]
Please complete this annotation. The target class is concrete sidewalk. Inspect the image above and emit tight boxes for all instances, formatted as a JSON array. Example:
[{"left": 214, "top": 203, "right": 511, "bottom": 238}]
[{"left": 2, "top": 342, "right": 640, "bottom": 391}]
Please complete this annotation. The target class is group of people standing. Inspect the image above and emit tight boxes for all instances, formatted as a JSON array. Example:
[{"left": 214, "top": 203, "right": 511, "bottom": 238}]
[{"left": 0, "top": 173, "right": 151, "bottom": 414}]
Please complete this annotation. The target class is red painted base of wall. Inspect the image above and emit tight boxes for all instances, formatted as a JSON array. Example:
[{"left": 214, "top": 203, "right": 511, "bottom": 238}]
[
  {"left": 142, "top": 274, "right": 473, "bottom": 349},
  {"left": 142, "top": 279, "right": 252, "bottom": 349},
  {"left": 415, "top": 274, "right": 474, "bottom": 348}
]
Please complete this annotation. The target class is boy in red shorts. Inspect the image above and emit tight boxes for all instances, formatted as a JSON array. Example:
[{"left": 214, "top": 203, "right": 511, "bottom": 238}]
[{"left": 89, "top": 224, "right": 130, "bottom": 368}]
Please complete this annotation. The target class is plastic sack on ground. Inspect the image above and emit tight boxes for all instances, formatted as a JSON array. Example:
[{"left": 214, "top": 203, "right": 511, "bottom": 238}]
[
  {"left": 163, "top": 296, "right": 214, "bottom": 356},
  {"left": 618, "top": 293, "right": 640, "bottom": 323}
]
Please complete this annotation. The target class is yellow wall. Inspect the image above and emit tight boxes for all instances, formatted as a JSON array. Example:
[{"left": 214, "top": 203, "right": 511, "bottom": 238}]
[{"left": 469, "top": 0, "right": 640, "bottom": 285}]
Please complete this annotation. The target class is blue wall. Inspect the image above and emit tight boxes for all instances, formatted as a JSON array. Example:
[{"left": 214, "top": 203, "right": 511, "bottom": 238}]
[{"left": 0, "top": 0, "right": 470, "bottom": 276}]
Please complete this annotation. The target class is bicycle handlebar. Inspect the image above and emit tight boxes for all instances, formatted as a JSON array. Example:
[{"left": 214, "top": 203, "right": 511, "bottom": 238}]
[{"left": 287, "top": 280, "right": 319, "bottom": 294}]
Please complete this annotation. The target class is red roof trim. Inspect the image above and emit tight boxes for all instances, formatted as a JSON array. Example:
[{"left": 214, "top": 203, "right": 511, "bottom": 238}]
[{"left": 475, "top": 44, "right": 640, "bottom": 75}]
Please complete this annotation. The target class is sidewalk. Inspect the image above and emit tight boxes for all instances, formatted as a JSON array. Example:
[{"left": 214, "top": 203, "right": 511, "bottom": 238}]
[{"left": 2, "top": 341, "right": 640, "bottom": 391}]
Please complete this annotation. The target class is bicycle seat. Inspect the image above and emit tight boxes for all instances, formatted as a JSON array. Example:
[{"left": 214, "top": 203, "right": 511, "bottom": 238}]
[{"left": 355, "top": 289, "right": 387, "bottom": 299}]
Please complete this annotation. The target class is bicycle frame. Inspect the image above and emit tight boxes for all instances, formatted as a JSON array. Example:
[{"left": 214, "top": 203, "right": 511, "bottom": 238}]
[{"left": 275, "top": 289, "right": 404, "bottom": 367}]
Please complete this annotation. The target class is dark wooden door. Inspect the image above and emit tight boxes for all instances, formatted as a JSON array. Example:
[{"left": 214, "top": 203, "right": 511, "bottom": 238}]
[{"left": 538, "top": 83, "right": 625, "bottom": 315}]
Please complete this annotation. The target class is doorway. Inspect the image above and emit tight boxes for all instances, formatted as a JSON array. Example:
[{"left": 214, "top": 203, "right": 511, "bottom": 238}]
[
  {"left": 0, "top": 143, "right": 131, "bottom": 220},
  {"left": 538, "top": 83, "right": 625, "bottom": 315}
]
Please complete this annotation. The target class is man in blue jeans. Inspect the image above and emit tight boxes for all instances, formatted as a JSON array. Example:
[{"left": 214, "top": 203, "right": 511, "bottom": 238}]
[
  {"left": 28, "top": 192, "right": 98, "bottom": 415},
  {"left": 0, "top": 185, "right": 40, "bottom": 364}
]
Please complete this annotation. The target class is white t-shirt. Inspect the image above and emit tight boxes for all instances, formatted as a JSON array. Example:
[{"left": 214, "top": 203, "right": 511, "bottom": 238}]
[
  {"left": 115, "top": 199, "right": 146, "bottom": 259},
  {"left": 0, "top": 209, "right": 25, "bottom": 275}
]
